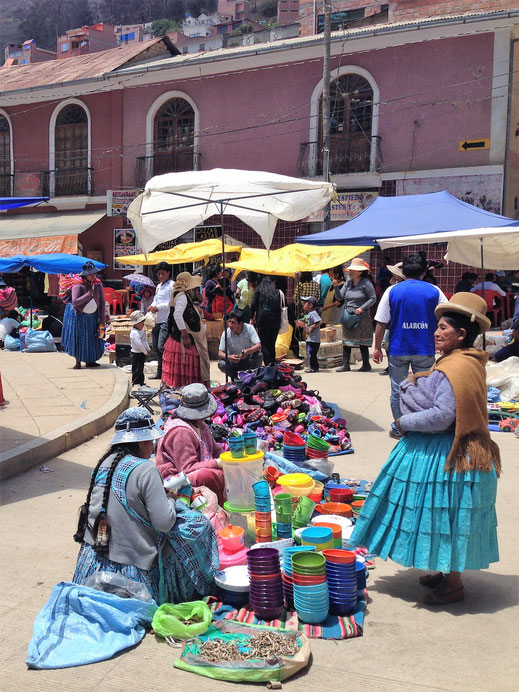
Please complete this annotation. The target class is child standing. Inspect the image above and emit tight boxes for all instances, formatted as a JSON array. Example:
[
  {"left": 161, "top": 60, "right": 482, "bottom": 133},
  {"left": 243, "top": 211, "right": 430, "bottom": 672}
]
[
  {"left": 297, "top": 296, "right": 322, "bottom": 373},
  {"left": 130, "top": 311, "right": 151, "bottom": 386}
]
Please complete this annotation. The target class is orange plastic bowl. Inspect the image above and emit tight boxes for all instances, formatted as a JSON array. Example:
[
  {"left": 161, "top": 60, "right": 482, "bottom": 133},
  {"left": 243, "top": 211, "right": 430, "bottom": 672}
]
[
  {"left": 322, "top": 549, "right": 356, "bottom": 564},
  {"left": 351, "top": 500, "right": 365, "bottom": 509},
  {"left": 313, "top": 521, "right": 342, "bottom": 539},
  {"left": 320, "top": 502, "right": 352, "bottom": 518}
]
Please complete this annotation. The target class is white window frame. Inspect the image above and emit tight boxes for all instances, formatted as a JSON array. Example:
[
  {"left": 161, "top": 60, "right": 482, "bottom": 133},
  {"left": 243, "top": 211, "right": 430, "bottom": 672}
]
[
  {"left": 48, "top": 98, "right": 92, "bottom": 197},
  {"left": 308, "top": 65, "right": 380, "bottom": 177},
  {"left": 0, "top": 108, "right": 14, "bottom": 194}
]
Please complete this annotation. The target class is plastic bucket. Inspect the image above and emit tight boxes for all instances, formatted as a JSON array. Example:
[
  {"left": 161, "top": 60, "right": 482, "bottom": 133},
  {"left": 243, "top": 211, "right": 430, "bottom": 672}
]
[{"left": 220, "top": 450, "right": 265, "bottom": 511}]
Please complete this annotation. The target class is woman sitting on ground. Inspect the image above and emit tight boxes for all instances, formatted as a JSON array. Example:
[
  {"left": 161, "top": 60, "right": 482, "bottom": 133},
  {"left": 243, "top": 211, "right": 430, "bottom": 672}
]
[
  {"left": 72, "top": 407, "right": 219, "bottom": 604},
  {"left": 155, "top": 383, "right": 226, "bottom": 506},
  {"left": 349, "top": 293, "right": 501, "bottom": 605}
]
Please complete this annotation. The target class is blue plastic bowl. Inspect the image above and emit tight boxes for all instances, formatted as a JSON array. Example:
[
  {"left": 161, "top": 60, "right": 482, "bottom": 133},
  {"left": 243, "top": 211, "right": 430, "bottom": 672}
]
[
  {"left": 293, "top": 582, "right": 329, "bottom": 594},
  {"left": 295, "top": 608, "right": 329, "bottom": 624},
  {"left": 301, "top": 527, "right": 334, "bottom": 543},
  {"left": 294, "top": 597, "right": 329, "bottom": 610}
]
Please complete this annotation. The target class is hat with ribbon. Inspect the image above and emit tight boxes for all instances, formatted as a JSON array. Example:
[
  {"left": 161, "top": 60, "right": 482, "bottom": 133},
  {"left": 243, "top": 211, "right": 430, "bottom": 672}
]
[
  {"left": 110, "top": 407, "right": 165, "bottom": 445},
  {"left": 173, "top": 271, "right": 202, "bottom": 296},
  {"left": 80, "top": 261, "right": 100, "bottom": 277},
  {"left": 435, "top": 292, "right": 491, "bottom": 334},
  {"left": 387, "top": 262, "right": 404, "bottom": 281},
  {"left": 344, "top": 257, "right": 370, "bottom": 272},
  {"left": 176, "top": 383, "right": 218, "bottom": 420}
]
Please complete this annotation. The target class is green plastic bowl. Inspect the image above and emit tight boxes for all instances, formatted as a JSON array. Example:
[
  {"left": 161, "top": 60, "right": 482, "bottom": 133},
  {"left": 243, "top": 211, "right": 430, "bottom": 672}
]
[{"left": 291, "top": 552, "right": 326, "bottom": 571}]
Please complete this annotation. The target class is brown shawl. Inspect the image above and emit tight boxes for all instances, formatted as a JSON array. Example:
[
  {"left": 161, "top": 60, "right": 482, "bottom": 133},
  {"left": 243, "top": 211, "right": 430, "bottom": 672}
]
[{"left": 411, "top": 348, "right": 501, "bottom": 476}]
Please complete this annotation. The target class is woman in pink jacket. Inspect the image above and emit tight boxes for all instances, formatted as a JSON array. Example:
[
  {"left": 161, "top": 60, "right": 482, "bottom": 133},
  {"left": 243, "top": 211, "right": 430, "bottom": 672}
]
[{"left": 155, "top": 383, "right": 226, "bottom": 505}]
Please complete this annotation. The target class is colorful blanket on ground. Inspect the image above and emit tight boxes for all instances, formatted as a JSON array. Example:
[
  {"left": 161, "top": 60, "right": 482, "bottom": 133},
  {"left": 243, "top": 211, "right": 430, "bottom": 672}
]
[{"left": 204, "top": 592, "right": 367, "bottom": 640}]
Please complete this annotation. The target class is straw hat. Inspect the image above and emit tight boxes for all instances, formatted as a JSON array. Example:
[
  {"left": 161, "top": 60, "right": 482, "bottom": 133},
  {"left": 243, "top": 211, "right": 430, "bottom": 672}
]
[
  {"left": 435, "top": 292, "right": 491, "bottom": 334},
  {"left": 173, "top": 271, "right": 202, "bottom": 294},
  {"left": 344, "top": 257, "right": 370, "bottom": 272},
  {"left": 387, "top": 262, "right": 404, "bottom": 280},
  {"left": 130, "top": 310, "right": 146, "bottom": 325}
]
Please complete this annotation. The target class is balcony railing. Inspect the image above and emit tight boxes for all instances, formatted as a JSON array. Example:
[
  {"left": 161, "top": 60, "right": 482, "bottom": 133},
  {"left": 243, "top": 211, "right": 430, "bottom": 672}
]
[
  {"left": 0, "top": 172, "right": 14, "bottom": 196},
  {"left": 135, "top": 148, "right": 201, "bottom": 188},
  {"left": 0, "top": 168, "right": 92, "bottom": 197},
  {"left": 298, "top": 136, "right": 381, "bottom": 177}
]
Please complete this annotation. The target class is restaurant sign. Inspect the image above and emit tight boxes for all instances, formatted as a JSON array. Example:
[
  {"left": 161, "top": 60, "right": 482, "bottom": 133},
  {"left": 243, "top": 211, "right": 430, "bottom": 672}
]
[{"left": 305, "top": 191, "right": 378, "bottom": 222}]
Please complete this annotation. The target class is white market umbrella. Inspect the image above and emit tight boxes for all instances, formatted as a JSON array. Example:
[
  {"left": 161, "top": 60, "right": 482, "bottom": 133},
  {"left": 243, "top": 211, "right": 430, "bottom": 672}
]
[
  {"left": 127, "top": 168, "right": 334, "bottom": 254},
  {"left": 377, "top": 226, "right": 519, "bottom": 270}
]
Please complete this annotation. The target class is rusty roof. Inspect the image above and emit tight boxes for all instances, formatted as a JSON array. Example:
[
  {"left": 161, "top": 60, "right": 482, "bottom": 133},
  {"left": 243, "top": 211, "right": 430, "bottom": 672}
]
[{"left": 0, "top": 36, "right": 179, "bottom": 94}]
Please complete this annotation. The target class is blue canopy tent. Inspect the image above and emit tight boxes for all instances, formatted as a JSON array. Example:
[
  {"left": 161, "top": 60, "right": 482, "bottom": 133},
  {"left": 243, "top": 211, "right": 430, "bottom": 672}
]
[
  {"left": 0, "top": 254, "right": 106, "bottom": 275},
  {"left": 0, "top": 197, "right": 49, "bottom": 211},
  {"left": 295, "top": 191, "right": 519, "bottom": 246}
]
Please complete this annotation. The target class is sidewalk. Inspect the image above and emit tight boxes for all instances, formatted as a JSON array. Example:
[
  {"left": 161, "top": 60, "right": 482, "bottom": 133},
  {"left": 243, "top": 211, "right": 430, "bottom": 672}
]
[
  {"left": 0, "top": 364, "right": 518, "bottom": 690},
  {"left": 0, "top": 351, "right": 129, "bottom": 479}
]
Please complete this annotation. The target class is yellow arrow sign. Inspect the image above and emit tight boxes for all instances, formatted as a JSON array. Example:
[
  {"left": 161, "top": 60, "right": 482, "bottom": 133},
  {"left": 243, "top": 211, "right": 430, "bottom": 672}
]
[{"left": 458, "top": 138, "right": 490, "bottom": 152}]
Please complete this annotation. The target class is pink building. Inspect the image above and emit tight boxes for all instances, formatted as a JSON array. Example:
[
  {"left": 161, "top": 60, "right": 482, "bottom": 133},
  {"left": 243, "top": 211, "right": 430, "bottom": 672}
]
[
  {"left": 4, "top": 40, "right": 56, "bottom": 66},
  {"left": 0, "top": 10, "right": 518, "bottom": 288},
  {"left": 278, "top": 0, "right": 300, "bottom": 25},
  {"left": 218, "top": 0, "right": 249, "bottom": 20},
  {"left": 57, "top": 23, "right": 118, "bottom": 59}
]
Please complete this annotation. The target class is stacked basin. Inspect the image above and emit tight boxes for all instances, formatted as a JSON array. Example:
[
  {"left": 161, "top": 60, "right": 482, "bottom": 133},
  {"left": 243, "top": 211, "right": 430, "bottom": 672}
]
[
  {"left": 253, "top": 480, "right": 272, "bottom": 543},
  {"left": 282, "top": 431, "right": 306, "bottom": 467},
  {"left": 291, "top": 552, "right": 329, "bottom": 624},
  {"left": 323, "top": 549, "right": 358, "bottom": 616},
  {"left": 247, "top": 548, "right": 283, "bottom": 620}
]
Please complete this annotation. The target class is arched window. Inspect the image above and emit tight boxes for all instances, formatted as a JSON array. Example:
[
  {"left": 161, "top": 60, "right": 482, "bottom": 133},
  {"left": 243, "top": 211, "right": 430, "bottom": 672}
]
[
  {"left": 319, "top": 73, "right": 373, "bottom": 174},
  {"left": 153, "top": 98, "right": 195, "bottom": 175},
  {"left": 54, "top": 104, "right": 89, "bottom": 195},
  {"left": 0, "top": 115, "right": 12, "bottom": 196}
]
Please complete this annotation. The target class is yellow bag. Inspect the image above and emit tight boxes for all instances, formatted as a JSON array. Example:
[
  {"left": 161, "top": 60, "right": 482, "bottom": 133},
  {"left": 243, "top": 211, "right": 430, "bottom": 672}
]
[{"left": 275, "top": 324, "right": 293, "bottom": 360}]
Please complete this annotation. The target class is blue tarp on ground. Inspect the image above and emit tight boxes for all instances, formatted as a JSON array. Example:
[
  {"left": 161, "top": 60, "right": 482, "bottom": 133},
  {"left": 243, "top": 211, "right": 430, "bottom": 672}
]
[
  {"left": 296, "top": 190, "right": 519, "bottom": 246},
  {"left": 0, "top": 253, "right": 106, "bottom": 274},
  {"left": 0, "top": 197, "right": 49, "bottom": 210}
]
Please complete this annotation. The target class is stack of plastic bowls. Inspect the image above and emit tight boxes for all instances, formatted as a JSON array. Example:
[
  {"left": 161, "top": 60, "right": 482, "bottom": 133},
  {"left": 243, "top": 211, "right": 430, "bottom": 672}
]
[
  {"left": 329, "top": 487, "right": 355, "bottom": 504},
  {"left": 323, "top": 549, "right": 358, "bottom": 616},
  {"left": 282, "top": 431, "right": 306, "bottom": 467},
  {"left": 306, "top": 432, "right": 330, "bottom": 460},
  {"left": 277, "top": 473, "right": 315, "bottom": 513},
  {"left": 247, "top": 548, "right": 283, "bottom": 620},
  {"left": 320, "top": 502, "right": 353, "bottom": 518},
  {"left": 301, "top": 526, "right": 334, "bottom": 551},
  {"left": 291, "top": 552, "right": 329, "bottom": 624},
  {"left": 351, "top": 499, "right": 365, "bottom": 520},
  {"left": 356, "top": 559, "right": 367, "bottom": 591},
  {"left": 313, "top": 521, "right": 342, "bottom": 548},
  {"left": 292, "top": 496, "right": 317, "bottom": 530},
  {"left": 281, "top": 545, "right": 316, "bottom": 609},
  {"left": 308, "top": 480, "right": 324, "bottom": 504},
  {"left": 253, "top": 480, "right": 272, "bottom": 543}
]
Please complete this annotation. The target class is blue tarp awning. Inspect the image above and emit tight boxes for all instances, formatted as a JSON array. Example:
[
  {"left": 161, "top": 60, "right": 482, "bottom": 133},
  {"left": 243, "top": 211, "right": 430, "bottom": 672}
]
[
  {"left": 0, "top": 197, "right": 49, "bottom": 210},
  {"left": 0, "top": 254, "right": 106, "bottom": 275},
  {"left": 296, "top": 190, "right": 519, "bottom": 246}
]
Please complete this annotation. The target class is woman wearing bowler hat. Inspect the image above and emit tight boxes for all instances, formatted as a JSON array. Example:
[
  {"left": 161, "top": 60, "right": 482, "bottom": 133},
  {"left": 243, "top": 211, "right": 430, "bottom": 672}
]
[
  {"left": 72, "top": 407, "right": 219, "bottom": 604},
  {"left": 349, "top": 293, "right": 501, "bottom": 605},
  {"left": 62, "top": 261, "right": 106, "bottom": 369}
]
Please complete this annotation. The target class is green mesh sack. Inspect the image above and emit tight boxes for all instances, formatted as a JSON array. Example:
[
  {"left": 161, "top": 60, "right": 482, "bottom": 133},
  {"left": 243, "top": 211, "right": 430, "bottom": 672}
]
[{"left": 151, "top": 601, "right": 212, "bottom": 640}]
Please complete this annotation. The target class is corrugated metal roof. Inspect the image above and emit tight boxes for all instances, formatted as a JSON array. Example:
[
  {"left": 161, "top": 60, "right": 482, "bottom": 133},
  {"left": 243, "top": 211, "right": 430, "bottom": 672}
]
[{"left": 0, "top": 36, "right": 178, "bottom": 94}]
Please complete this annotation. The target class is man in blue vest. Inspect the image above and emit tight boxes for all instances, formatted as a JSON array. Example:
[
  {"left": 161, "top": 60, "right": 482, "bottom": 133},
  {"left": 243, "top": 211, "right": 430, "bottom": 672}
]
[{"left": 373, "top": 251, "right": 448, "bottom": 423}]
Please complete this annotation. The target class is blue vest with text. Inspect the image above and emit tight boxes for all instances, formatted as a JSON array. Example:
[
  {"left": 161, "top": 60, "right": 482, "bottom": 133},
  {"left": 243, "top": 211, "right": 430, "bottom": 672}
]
[{"left": 389, "top": 280, "right": 440, "bottom": 356}]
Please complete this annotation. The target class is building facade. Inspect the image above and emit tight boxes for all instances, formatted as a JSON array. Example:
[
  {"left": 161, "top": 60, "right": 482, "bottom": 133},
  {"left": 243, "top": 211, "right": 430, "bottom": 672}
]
[
  {"left": 4, "top": 40, "right": 56, "bottom": 66},
  {"left": 57, "top": 23, "right": 118, "bottom": 59},
  {"left": 1, "top": 10, "right": 518, "bottom": 286}
]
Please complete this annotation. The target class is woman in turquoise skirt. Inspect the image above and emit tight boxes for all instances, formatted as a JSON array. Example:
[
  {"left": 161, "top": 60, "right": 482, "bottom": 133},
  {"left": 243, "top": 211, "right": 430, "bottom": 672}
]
[{"left": 350, "top": 293, "right": 501, "bottom": 605}]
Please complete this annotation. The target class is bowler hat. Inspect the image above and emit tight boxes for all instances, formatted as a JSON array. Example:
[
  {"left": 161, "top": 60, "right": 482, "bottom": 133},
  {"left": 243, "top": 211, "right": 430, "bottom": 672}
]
[{"left": 435, "top": 292, "right": 491, "bottom": 334}]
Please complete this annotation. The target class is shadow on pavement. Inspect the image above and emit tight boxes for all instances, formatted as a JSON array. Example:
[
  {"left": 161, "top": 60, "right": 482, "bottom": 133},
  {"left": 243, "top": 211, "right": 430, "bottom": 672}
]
[
  {"left": 369, "top": 568, "right": 519, "bottom": 615},
  {"left": 0, "top": 424, "right": 39, "bottom": 454}
]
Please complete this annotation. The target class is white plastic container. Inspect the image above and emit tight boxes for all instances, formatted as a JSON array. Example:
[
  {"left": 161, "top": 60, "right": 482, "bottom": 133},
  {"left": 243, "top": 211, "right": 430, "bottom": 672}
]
[{"left": 220, "top": 450, "right": 264, "bottom": 511}]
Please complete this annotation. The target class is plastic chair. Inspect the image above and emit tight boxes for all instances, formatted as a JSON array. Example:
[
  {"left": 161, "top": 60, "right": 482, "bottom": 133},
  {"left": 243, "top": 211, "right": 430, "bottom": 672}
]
[
  {"left": 473, "top": 290, "right": 502, "bottom": 328},
  {"left": 443, "top": 292, "right": 453, "bottom": 300},
  {"left": 103, "top": 287, "right": 124, "bottom": 315},
  {"left": 129, "top": 292, "right": 140, "bottom": 310}
]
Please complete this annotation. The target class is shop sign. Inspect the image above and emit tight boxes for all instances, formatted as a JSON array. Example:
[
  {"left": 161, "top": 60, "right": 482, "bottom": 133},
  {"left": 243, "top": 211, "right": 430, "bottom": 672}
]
[
  {"left": 114, "top": 228, "right": 140, "bottom": 269},
  {"left": 107, "top": 189, "right": 139, "bottom": 216},
  {"left": 305, "top": 191, "right": 378, "bottom": 222}
]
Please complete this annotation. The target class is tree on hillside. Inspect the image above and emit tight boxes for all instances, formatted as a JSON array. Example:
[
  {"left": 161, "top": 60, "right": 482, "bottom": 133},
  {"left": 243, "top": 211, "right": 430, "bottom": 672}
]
[
  {"left": 16, "top": 0, "right": 95, "bottom": 50},
  {"left": 151, "top": 18, "right": 180, "bottom": 36}
]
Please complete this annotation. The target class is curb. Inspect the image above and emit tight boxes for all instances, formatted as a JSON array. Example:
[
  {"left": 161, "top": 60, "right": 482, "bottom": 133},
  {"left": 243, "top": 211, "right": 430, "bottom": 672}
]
[{"left": 0, "top": 365, "right": 130, "bottom": 481}]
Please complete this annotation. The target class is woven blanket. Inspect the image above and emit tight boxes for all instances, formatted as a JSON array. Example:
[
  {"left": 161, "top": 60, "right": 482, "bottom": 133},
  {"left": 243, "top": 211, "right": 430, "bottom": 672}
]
[{"left": 204, "top": 592, "right": 367, "bottom": 640}]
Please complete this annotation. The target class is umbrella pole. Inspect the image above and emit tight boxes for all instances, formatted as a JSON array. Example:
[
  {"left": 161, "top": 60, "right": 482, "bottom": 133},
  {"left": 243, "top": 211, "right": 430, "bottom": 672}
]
[{"left": 220, "top": 203, "right": 229, "bottom": 383}]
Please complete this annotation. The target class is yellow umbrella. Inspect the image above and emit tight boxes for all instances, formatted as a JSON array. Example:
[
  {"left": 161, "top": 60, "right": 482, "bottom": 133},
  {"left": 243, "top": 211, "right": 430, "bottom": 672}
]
[
  {"left": 117, "top": 238, "right": 243, "bottom": 266},
  {"left": 226, "top": 243, "right": 373, "bottom": 276}
]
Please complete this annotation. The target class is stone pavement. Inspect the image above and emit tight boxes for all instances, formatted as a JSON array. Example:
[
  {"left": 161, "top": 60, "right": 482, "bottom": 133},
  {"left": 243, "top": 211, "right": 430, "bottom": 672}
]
[
  {"left": 1, "top": 362, "right": 518, "bottom": 691},
  {"left": 0, "top": 351, "right": 129, "bottom": 478}
]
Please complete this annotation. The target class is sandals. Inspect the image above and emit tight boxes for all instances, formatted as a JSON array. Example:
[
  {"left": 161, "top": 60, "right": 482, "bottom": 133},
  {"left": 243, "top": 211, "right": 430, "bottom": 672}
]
[
  {"left": 424, "top": 587, "right": 464, "bottom": 606},
  {"left": 419, "top": 573, "right": 445, "bottom": 589}
]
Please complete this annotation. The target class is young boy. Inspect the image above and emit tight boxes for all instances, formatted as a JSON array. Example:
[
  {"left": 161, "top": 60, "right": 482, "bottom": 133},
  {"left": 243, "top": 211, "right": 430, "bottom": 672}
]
[
  {"left": 130, "top": 311, "right": 151, "bottom": 386},
  {"left": 296, "top": 296, "right": 322, "bottom": 373}
]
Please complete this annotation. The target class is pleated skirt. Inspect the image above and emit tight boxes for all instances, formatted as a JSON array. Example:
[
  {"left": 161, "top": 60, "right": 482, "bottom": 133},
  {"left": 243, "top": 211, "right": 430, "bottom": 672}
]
[
  {"left": 62, "top": 303, "right": 104, "bottom": 362},
  {"left": 162, "top": 336, "right": 202, "bottom": 387},
  {"left": 349, "top": 432, "right": 499, "bottom": 573},
  {"left": 73, "top": 543, "right": 201, "bottom": 605}
]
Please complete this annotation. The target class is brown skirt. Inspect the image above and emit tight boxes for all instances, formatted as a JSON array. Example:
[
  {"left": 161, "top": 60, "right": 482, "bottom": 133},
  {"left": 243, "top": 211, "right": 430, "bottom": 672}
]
[{"left": 341, "top": 309, "right": 373, "bottom": 347}]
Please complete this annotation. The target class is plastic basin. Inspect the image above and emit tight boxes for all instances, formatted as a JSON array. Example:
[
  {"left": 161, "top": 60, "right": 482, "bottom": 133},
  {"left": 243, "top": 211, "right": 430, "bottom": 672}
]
[
  {"left": 320, "top": 502, "right": 353, "bottom": 517},
  {"left": 323, "top": 549, "right": 356, "bottom": 564},
  {"left": 295, "top": 608, "right": 328, "bottom": 624},
  {"left": 291, "top": 551, "right": 325, "bottom": 570}
]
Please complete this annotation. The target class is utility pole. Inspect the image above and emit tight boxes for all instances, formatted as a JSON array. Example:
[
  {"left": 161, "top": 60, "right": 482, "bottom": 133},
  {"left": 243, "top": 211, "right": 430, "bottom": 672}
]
[{"left": 321, "top": 0, "right": 331, "bottom": 230}]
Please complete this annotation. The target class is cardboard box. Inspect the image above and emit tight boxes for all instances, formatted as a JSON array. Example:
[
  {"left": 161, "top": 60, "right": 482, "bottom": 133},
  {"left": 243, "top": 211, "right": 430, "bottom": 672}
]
[{"left": 321, "top": 326, "right": 339, "bottom": 343}]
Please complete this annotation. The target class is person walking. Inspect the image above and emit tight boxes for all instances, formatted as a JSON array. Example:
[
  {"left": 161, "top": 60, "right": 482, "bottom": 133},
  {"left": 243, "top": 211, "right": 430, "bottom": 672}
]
[
  {"left": 349, "top": 293, "right": 501, "bottom": 605},
  {"left": 334, "top": 257, "right": 376, "bottom": 372},
  {"left": 296, "top": 296, "right": 322, "bottom": 373},
  {"left": 250, "top": 276, "right": 282, "bottom": 366},
  {"left": 62, "top": 261, "right": 106, "bottom": 370},
  {"left": 130, "top": 311, "right": 151, "bottom": 386},
  {"left": 235, "top": 271, "right": 258, "bottom": 322},
  {"left": 147, "top": 262, "right": 173, "bottom": 380},
  {"left": 373, "top": 251, "right": 448, "bottom": 422},
  {"left": 162, "top": 271, "right": 210, "bottom": 388}
]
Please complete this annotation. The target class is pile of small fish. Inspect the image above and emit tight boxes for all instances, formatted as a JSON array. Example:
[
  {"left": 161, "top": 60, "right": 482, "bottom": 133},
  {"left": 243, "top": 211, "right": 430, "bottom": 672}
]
[{"left": 197, "top": 630, "right": 300, "bottom": 662}]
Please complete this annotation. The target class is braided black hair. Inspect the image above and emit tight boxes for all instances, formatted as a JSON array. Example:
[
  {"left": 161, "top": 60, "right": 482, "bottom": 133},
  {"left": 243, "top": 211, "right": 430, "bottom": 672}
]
[{"left": 73, "top": 443, "right": 138, "bottom": 547}]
